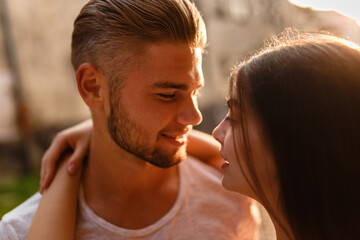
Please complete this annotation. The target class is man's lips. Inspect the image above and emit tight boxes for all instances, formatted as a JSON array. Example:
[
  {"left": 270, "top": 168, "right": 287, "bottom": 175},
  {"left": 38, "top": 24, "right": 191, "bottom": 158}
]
[
  {"left": 161, "top": 132, "right": 188, "bottom": 139},
  {"left": 160, "top": 132, "right": 189, "bottom": 146}
]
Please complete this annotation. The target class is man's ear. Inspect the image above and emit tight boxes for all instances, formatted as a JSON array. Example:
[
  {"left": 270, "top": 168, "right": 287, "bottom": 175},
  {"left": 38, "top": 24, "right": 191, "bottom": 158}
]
[{"left": 76, "top": 63, "right": 105, "bottom": 108}]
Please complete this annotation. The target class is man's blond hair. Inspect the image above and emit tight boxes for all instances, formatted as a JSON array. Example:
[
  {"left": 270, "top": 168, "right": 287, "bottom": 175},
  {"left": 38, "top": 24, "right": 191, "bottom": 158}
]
[{"left": 71, "top": 0, "right": 207, "bottom": 79}]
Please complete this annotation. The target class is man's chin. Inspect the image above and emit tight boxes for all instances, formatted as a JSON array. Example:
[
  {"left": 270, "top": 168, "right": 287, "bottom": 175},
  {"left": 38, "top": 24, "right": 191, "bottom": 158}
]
[
  {"left": 146, "top": 159, "right": 181, "bottom": 168},
  {"left": 145, "top": 148, "right": 187, "bottom": 168}
]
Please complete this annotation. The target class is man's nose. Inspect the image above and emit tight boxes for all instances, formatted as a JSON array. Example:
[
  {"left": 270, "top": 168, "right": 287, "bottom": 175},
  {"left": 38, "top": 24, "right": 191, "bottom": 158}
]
[{"left": 176, "top": 97, "right": 203, "bottom": 126}]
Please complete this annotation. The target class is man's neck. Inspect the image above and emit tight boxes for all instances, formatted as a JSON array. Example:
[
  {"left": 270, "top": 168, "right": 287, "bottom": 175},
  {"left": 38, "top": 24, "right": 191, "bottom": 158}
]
[{"left": 82, "top": 127, "right": 180, "bottom": 229}]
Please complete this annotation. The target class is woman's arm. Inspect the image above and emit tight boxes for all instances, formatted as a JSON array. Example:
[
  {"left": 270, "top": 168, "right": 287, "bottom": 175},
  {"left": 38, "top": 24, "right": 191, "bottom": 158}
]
[
  {"left": 27, "top": 152, "right": 82, "bottom": 240},
  {"left": 187, "top": 129, "right": 223, "bottom": 171}
]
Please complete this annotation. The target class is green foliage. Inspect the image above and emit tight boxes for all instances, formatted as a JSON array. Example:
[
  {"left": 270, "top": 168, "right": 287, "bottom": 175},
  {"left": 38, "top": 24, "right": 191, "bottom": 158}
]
[{"left": 0, "top": 173, "right": 40, "bottom": 218}]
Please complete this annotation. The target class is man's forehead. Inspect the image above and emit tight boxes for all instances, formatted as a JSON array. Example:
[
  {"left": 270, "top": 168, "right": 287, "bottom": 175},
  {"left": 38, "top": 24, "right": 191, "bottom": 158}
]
[{"left": 116, "top": 43, "right": 204, "bottom": 89}]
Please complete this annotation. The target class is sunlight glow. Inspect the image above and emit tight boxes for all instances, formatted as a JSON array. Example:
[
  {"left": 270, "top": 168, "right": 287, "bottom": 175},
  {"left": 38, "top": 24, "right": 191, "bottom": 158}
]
[{"left": 289, "top": 0, "right": 360, "bottom": 25}]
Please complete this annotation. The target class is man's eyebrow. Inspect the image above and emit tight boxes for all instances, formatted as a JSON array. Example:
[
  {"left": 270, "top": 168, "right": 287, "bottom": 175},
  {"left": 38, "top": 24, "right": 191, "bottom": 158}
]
[
  {"left": 153, "top": 82, "right": 203, "bottom": 90},
  {"left": 154, "top": 82, "right": 188, "bottom": 90}
]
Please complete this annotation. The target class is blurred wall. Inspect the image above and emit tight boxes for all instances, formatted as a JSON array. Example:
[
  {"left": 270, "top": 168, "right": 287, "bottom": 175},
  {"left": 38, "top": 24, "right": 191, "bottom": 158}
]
[{"left": 1, "top": 0, "right": 89, "bottom": 135}]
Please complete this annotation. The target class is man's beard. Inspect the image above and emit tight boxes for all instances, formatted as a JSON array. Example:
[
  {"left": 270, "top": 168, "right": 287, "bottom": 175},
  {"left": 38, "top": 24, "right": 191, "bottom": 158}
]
[{"left": 106, "top": 97, "right": 186, "bottom": 168}]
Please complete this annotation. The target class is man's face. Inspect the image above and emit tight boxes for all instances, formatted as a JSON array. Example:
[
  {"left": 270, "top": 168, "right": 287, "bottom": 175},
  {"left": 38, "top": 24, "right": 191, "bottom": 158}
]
[{"left": 107, "top": 43, "right": 204, "bottom": 168}]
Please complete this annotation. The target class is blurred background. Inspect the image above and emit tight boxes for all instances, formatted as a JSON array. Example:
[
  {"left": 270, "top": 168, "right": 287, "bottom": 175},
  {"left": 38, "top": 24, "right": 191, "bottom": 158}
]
[{"left": 0, "top": 0, "right": 359, "bottom": 233}]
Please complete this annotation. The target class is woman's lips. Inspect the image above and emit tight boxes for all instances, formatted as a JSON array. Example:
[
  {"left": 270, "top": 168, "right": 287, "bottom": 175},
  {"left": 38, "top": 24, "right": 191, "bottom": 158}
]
[
  {"left": 221, "top": 160, "right": 230, "bottom": 169},
  {"left": 219, "top": 151, "right": 229, "bottom": 169}
]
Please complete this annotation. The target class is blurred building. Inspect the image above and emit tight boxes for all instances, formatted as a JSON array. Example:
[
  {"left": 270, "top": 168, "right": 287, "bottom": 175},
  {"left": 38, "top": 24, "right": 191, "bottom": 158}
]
[
  {"left": 0, "top": 0, "right": 359, "bottom": 170},
  {"left": 0, "top": 0, "right": 89, "bottom": 173}
]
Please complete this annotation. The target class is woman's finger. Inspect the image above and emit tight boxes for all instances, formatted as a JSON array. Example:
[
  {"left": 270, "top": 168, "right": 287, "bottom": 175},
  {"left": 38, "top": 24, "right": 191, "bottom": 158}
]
[
  {"left": 66, "top": 141, "right": 89, "bottom": 175},
  {"left": 40, "top": 133, "right": 71, "bottom": 193}
]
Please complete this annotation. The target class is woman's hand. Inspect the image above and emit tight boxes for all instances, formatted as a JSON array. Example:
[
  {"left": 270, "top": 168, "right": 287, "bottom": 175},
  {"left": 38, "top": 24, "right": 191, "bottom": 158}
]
[{"left": 39, "top": 119, "right": 92, "bottom": 193}]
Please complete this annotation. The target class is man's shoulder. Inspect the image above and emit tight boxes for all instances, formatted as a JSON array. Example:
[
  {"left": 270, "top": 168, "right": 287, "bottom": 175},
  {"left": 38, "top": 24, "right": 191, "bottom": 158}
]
[
  {"left": 181, "top": 156, "right": 234, "bottom": 197},
  {"left": 0, "top": 192, "right": 41, "bottom": 240},
  {"left": 182, "top": 156, "right": 252, "bottom": 210},
  {"left": 182, "top": 156, "right": 222, "bottom": 181},
  {"left": 180, "top": 157, "right": 260, "bottom": 238}
]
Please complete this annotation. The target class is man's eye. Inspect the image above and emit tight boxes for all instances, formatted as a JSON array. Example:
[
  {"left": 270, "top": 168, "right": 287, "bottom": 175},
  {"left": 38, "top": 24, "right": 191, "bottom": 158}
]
[{"left": 157, "top": 93, "right": 176, "bottom": 101}]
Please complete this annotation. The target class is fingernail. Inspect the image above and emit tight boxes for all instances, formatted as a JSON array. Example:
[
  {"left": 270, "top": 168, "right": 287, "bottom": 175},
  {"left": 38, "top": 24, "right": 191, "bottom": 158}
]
[{"left": 68, "top": 163, "right": 76, "bottom": 174}]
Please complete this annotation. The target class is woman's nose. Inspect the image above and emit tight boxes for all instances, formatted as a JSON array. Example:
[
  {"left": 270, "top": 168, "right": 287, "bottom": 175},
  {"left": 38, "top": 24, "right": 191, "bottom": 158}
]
[{"left": 212, "top": 121, "right": 225, "bottom": 145}]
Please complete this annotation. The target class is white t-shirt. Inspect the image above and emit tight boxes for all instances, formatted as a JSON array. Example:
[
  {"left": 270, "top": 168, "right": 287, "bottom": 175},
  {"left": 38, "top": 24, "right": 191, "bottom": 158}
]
[{"left": 0, "top": 157, "right": 259, "bottom": 240}]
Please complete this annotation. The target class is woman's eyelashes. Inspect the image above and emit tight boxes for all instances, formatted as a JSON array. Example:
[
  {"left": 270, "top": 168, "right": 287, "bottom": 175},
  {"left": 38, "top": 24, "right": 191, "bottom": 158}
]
[
  {"left": 225, "top": 111, "right": 237, "bottom": 124},
  {"left": 225, "top": 115, "right": 233, "bottom": 124}
]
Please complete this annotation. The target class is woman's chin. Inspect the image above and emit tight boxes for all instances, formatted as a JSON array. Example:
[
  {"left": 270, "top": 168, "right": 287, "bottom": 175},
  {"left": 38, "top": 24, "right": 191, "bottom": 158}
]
[
  {"left": 221, "top": 175, "right": 238, "bottom": 193},
  {"left": 221, "top": 175, "right": 255, "bottom": 198}
]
